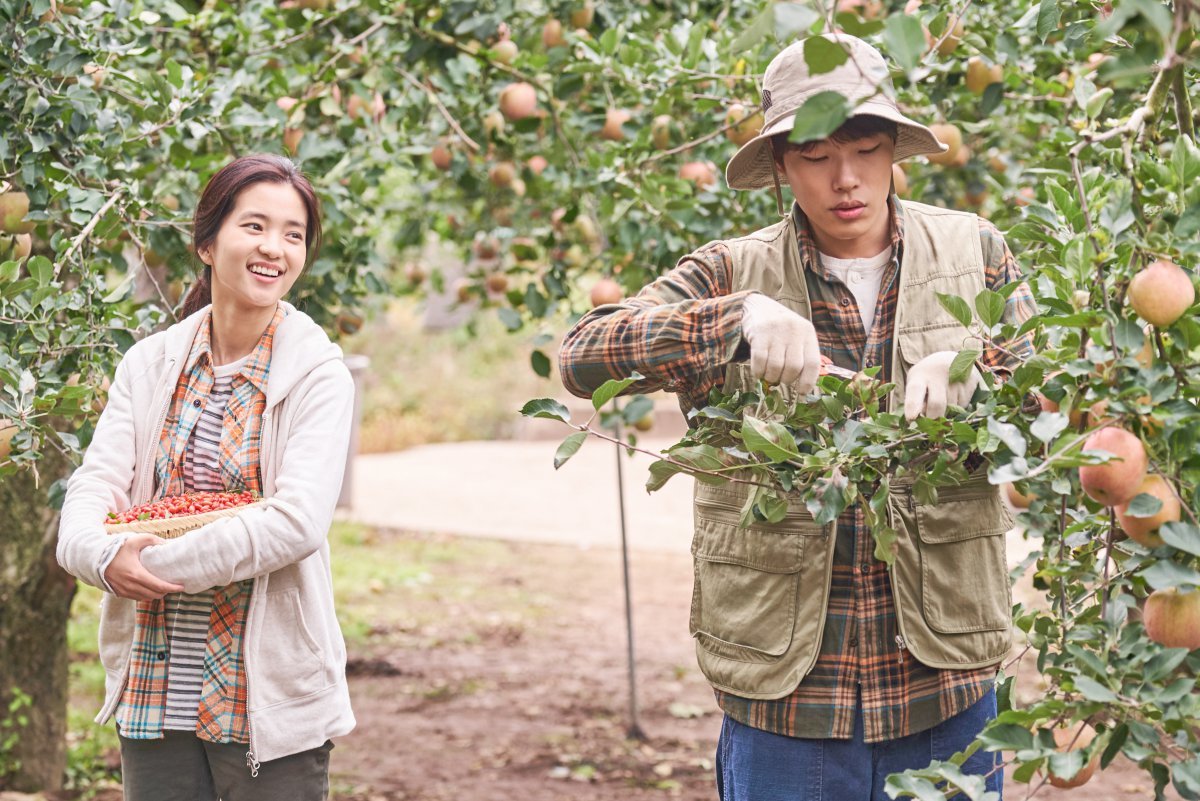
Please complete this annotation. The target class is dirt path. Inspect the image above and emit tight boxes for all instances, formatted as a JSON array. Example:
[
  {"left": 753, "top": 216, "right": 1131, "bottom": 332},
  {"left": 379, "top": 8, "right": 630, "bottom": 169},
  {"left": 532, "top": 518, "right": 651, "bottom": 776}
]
[{"left": 329, "top": 529, "right": 1172, "bottom": 801}]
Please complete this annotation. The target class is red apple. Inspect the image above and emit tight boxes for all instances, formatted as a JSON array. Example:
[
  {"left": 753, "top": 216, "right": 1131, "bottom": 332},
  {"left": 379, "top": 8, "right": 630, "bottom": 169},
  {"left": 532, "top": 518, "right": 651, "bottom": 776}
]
[
  {"left": 1079, "top": 427, "right": 1148, "bottom": 506},
  {"left": 1144, "top": 588, "right": 1200, "bottom": 650}
]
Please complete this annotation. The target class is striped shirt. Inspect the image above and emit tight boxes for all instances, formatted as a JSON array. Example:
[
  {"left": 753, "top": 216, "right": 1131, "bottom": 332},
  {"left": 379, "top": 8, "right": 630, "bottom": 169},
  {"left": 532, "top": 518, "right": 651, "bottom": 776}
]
[
  {"left": 559, "top": 198, "right": 1036, "bottom": 741},
  {"left": 164, "top": 359, "right": 244, "bottom": 732}
]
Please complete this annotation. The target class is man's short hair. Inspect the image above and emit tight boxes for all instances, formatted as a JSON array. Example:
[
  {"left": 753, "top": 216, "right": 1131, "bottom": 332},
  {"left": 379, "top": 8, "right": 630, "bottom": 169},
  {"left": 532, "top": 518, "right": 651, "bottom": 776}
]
[{"left": 770, "top": 114, "right": 899, "bottom": 162}]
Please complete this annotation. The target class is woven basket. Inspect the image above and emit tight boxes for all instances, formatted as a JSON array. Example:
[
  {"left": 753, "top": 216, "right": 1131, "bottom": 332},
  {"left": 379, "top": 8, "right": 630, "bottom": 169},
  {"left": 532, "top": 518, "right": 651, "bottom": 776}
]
[{"left": 104, "top": 501, "right": 266, "bottom": 539}]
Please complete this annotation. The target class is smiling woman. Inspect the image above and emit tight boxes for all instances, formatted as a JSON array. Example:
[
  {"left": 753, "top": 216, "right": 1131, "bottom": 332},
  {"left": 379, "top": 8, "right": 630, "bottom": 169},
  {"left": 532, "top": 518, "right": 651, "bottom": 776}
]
[
  {"left": 58, "top": 154, "right": 355, "bottom": 800},
  {"left": 182, "top": 155, "right": 323, "bottom": 362}
]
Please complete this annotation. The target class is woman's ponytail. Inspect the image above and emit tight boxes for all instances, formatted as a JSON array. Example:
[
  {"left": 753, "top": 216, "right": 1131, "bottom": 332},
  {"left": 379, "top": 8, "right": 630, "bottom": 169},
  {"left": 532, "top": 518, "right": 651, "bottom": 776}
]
[{"left": 179, "top": 265, "right": 212, "bottom": 318}]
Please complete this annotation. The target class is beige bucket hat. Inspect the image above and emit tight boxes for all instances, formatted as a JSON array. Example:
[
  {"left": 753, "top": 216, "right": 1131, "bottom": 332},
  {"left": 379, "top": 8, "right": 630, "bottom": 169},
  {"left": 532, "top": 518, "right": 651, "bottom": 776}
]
[{"left": 726, "top": 33, "right": 946, "bottom": 191}]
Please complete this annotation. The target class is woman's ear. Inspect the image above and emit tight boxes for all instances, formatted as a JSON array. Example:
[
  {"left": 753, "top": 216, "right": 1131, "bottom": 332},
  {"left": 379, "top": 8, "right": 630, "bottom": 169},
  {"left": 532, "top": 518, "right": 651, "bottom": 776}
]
[{"left": 196, "top": 247, "right": 211, "bottom": 266}]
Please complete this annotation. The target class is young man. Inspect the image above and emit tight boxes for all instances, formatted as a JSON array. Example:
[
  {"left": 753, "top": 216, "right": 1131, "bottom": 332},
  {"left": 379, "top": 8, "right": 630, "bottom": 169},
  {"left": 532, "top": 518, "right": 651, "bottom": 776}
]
[{"left": 559, "top": 34, "right": 1035, "bottom": 800}]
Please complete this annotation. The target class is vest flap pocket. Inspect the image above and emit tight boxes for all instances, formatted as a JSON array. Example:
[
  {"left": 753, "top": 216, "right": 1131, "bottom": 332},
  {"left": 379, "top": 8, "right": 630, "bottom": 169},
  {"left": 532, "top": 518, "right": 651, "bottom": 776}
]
[
  {"left": 914, "top": 483, "right": 1011, "bottom": 543},
  {"left": 692, "top": 517, "right": 806, "bottom": 572},
  {"left": 690, "top": 514, "right": 807, "bottom": 658},
  {"left": 911, "top": 490, "right": 1011, "bottom": 634},
  {"left": 897, "top": 323, "right": 978, "bottom": 367}
]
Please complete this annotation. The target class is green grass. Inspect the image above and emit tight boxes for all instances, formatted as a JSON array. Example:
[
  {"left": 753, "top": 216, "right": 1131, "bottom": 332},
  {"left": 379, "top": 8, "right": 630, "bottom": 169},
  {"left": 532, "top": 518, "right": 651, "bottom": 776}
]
[
  {"left": 329, "top": 521, "right": 547, "bottom": 651},
  {"left": 343, "top": 300, "right": 557, "bottom": 453}
]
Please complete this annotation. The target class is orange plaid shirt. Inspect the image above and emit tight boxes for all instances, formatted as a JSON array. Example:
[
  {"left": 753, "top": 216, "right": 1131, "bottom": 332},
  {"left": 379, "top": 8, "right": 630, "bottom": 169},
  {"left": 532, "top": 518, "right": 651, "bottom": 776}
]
[{"left": 116, "top": 305, "right": 285, "bottom": 743}]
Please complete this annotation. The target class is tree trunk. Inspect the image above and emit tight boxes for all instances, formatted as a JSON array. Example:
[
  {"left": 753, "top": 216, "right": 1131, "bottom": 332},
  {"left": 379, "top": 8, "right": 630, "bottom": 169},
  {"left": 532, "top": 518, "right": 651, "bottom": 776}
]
[{"left": 0, "top": 453, "right": 75, "bottom": 792}]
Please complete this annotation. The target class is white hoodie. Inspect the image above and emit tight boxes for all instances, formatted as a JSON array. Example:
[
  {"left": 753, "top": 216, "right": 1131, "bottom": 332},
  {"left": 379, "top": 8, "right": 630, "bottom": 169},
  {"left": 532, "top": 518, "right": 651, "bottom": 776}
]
[{"left": 57, "top": 302, "right": 356, "bottom": 764}]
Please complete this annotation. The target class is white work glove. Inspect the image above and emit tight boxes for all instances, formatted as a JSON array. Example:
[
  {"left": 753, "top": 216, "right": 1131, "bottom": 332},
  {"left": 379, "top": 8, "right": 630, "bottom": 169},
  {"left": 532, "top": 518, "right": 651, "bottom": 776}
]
[
  {"left": 904, "top": 350, "right": 981, "bottom": 421},
  {"left": 740, "top": 293, "right": 821, "bottom": 393}
]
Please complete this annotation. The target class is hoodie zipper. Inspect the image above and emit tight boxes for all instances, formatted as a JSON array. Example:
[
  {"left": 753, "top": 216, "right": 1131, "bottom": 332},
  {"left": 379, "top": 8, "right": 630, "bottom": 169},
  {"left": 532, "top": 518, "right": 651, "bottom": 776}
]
[{"left": 244, "top": 408, "right": 271, "bottom": 778}]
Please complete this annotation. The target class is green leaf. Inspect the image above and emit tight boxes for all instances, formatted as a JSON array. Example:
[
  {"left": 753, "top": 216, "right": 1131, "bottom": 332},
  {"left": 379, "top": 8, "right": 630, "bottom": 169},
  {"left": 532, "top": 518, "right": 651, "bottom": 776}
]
[
  {"left": 519, "top": 398, "right": 571, "bottom": 423},
  {"left": 1100, "top": 723, "right": 1129, "bottom": 769},
  {"left": 882, "top": 14, "right": 926, "bottom": 71},
  {"left": 937, "top": 293, "right": 973, "bottom": 328},
  {"left": 980, "top": 81, "right": 1004, "bottom": 116},
  {"left": 1123, "top": 492, "right": 1164, "bottom": 518},
  {"left": 974, "top": 289, "right": 1005, "bottom": 328},
  {"left": 1143, "top": 649, "right": 1189, "bottom": 682},
  {"left": 530, "top": 350, "right": 551, "bottom": 378},
  {"left": 1073, "top": 675, "right": 1117, "bottom": 702},
  {"left": 731, "top": 4, "right": 774, "bottom": 52},
  {"left": 774, "top": 4, "right": 819, "bottom": 41},
  {"left": 1086, "top": 87, "right": 1113, "bottom": 119},
  {"left": 497, "top": 306, "right": 523, "bottom": 331},
  {"left": 741, "top": 416, "right": 801, "bottom": 462},
  {"left": 27, "top": 256, "right": 52, "bottom": 287},
  {"left": 756, "top": 492, "right": 789, "bottom": 523},
  {"left": 1141, "top": 560, "right": 1200, "bottom": 590},
  {"left": 646, "top": 460, "right": 685, "bottom": 492},
  {"left": 1036, "top": 0, "right": 1061, "bottom": 42},
  {"left": 949, "top": 349, "right": 981, "bottom": 384},
  {"left": 591, "top": 372, "right": 644, "bottom": 410},
  {"left": 987, "top": 417, "right": 1027, "bottom": 457},
  {"left": 621, "top": 394, "right": 654, "bottom": 424},
  {"left": 553, "top": 431, "right": 587, "bottom": 469},
  {"left": 804, "top": 36, "right": 849, "bottom": 75},
  {"left": 883, "top": 773, "right": 946, "bottom": 801},
  {"left": 806, "top": 474, "right": 848, "bottom": 526},
  {"left": 788, "top": 91, "right": 851, "bottom": 146},
  {"left": 1160, "top": 522, "right": 1200, "bottom": 557},
  {"left": 1100, "top": 180, "right": 1135, "bottom": 236},
  {"left": 1030, "top": 412, "right": 1069, "bottom": 444},
  {"left": 670, "top": 444, "right": 728, "bottom": 477},
  {"left": 1047, "top": 750, "right": 1084, "bottom": 784},
  {"left": 977, "top": 722, "right": 1034, "bottom": 752}
]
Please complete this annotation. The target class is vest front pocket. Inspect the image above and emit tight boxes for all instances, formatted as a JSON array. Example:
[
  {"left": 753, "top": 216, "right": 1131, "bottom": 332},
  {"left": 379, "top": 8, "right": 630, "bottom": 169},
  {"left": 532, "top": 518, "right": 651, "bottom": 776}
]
[
  {"left": 913, "top": 489, "right": 1011, "bottom": 634},
  {"left": 689, "top": 497, "right": 811, "bottom": 661}
]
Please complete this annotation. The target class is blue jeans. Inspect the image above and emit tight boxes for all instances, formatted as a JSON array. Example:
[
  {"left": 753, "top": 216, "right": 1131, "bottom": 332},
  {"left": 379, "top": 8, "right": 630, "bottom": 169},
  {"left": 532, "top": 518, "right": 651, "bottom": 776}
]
[{"left": 715, "top": 689, "right": 1002, "bottom": 801}]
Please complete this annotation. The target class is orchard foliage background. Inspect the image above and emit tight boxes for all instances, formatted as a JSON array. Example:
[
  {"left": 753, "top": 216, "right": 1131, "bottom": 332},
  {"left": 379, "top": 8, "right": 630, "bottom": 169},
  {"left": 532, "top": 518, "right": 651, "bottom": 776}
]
[{"left": 2, "top": 0, "right": 1199, "bottom": 796}]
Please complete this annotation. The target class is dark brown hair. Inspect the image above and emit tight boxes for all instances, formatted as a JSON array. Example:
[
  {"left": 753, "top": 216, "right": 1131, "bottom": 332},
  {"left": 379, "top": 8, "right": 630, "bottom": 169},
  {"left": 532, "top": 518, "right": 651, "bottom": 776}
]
[
  {"left": 180, "top": 154, "right": 323, "bottom": 318},
  {"left": 770, "top": 114, "right": 898, "bottom": 163}
]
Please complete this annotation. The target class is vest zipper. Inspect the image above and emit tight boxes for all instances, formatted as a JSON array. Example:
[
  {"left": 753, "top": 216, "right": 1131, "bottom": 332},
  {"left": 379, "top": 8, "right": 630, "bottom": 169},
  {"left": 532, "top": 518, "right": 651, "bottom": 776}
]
[{"left": 895, "top": 634, "right": 907, "bottom": 664}]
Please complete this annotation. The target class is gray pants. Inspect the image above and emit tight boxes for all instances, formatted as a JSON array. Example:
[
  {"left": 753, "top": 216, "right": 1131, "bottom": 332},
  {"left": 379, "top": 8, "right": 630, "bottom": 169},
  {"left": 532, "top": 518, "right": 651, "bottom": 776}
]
[{"left": 118, "top": 729, "right": 332, "bottom": 801}]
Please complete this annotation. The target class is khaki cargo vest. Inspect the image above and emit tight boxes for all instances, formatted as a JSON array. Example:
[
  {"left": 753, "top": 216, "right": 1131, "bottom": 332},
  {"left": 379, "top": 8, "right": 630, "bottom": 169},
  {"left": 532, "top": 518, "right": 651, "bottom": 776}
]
[{"left": 689, "top": 200, "right": 1013, "bottom": 700}]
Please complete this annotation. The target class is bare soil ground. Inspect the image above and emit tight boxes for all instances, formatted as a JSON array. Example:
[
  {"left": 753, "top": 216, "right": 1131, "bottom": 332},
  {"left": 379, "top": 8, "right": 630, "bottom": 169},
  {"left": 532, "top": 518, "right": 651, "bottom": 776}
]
[
  {"left": 63, "top": 526, "right": 1176, "bottom": 801},
  {"left": 326, "top": 529, "right": 1172, "bottom": 801}
]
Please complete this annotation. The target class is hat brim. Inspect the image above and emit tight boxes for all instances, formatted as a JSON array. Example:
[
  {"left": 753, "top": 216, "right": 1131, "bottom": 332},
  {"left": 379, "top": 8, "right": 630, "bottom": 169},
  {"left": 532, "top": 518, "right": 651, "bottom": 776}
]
[{"left": 725, "top": 99, "right": 948, "bottom": 191}]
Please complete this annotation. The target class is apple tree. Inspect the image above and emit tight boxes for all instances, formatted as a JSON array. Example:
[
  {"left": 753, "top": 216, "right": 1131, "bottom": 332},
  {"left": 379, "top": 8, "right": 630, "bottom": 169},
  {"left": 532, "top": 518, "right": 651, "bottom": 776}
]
[{"left": 3, "top": 0, "right": 1199, "bottom": 795}]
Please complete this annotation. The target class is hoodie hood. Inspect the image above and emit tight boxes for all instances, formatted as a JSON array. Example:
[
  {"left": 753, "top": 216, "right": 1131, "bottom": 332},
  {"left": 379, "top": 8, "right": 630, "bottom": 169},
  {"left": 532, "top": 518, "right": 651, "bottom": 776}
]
[{"left": 162, "top": 301, "right": 345, "bottom": 409}]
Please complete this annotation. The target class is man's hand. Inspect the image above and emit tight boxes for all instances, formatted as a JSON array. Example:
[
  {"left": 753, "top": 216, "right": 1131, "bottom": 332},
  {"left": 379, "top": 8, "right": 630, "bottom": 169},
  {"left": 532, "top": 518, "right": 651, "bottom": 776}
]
[
  {"left": 104, "top": 533, "right": 184, "bottom": 601},
  {"left": 904, "top": 350, "right": 981, "bottom": 421},
  {"left": 741, "top": 293, "right": 821, "bottom": 393}
]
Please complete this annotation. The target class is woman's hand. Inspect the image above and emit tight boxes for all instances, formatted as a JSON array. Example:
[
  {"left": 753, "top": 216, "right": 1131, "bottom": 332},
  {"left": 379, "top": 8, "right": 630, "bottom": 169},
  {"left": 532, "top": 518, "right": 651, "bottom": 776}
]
[{"left": 104, "top": 534, "right": 185, "bottom": 600}]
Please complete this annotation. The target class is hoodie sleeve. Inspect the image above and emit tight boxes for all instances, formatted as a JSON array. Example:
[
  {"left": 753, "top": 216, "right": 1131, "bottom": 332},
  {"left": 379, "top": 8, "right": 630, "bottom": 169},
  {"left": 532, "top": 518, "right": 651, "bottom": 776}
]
[
  {"left": 57, "top": 353, "right": 142, "bottom": 590},
  {"left": 139, "top": 360, "right": 354, "bottom": 591}
]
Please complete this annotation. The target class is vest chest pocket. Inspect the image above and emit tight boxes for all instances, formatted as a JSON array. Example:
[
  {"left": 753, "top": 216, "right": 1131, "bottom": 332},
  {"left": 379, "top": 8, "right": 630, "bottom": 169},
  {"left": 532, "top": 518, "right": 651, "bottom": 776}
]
[
  {"left": 897, "top": 323, "right": 981, "bottom": 367},
  {"left": 913, "top": 488, "right": 1012, "bottom": 634},
  {"left": 689, "top": 497, "right": 815, "bottom": 661}
]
